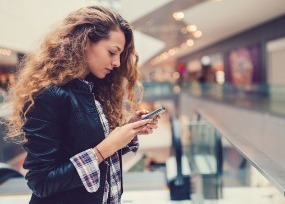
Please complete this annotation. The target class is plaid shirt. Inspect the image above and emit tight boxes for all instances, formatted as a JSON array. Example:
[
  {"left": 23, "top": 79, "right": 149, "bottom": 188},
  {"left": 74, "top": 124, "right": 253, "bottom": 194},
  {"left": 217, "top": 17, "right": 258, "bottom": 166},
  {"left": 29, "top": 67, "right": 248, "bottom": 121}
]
[{"left": 70, "top": 79, "right": 139, "bottom": 204}]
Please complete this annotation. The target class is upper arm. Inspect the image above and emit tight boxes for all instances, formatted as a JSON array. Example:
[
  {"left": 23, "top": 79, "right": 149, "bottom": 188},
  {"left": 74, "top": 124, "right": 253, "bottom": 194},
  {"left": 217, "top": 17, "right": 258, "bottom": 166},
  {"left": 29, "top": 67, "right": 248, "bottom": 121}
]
[
  {"left": 22, "top": 87, "right": 81, "bottom": 197},
  {"left": 23, "top": 87, "right": 67, "bottom": 169}
]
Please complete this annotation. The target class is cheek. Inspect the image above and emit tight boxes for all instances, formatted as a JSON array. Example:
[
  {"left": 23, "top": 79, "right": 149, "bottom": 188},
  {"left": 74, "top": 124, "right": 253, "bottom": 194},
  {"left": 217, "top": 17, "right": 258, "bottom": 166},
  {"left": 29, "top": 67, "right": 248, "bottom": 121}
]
[
  {"left": 87, "top": 60, "right": 99, "bottom": 70},
  {"left": 86, "top": 52, "right": 99, "bottom": 67},
  {"left": 86, "top": 49, "right": 110, "bottom": 69}
]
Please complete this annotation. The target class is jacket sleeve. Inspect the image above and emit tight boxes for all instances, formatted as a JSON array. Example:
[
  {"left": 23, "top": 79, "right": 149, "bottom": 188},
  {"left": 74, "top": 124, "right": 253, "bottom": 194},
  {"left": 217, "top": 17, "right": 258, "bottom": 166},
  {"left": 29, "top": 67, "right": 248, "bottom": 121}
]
[{"left": 22, "top": 87, "right": 83, "bottom": 198}]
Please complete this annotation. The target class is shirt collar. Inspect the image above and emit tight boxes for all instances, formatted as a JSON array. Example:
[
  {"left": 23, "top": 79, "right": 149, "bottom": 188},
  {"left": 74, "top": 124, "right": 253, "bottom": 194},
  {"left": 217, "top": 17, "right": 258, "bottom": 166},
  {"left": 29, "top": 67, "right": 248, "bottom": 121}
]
[{"left": 78, "top": 78, "right": 94, "bottom": 92}]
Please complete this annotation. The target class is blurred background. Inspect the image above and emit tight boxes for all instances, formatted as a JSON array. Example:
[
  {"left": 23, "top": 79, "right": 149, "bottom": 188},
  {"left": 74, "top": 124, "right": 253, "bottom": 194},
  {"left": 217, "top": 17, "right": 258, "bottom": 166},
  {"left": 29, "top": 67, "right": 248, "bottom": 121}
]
[{"left": 1, "top": 0, "right": 285, "bottom": 203}]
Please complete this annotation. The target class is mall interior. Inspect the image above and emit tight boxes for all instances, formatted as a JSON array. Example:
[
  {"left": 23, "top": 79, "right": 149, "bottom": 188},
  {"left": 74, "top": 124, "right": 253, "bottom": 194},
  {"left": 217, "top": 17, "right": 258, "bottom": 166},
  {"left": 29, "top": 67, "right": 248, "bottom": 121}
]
[{"left": 1, "top": 0, "right": 285, "bottom": 203}]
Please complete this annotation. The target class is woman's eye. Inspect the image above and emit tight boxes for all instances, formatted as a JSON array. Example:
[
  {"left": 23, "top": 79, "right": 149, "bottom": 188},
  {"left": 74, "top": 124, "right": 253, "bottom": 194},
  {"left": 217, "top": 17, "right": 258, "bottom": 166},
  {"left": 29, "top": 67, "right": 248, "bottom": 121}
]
[{"left": 109, "top": 51, "right": 115, "bottom": 56}]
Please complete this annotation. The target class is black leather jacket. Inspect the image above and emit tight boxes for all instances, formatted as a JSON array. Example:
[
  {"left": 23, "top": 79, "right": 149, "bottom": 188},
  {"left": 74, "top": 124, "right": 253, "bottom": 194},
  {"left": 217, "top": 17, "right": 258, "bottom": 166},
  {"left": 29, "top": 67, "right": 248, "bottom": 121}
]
[{"left": 22, "top": 78, "right": 122, "bottom": 204}]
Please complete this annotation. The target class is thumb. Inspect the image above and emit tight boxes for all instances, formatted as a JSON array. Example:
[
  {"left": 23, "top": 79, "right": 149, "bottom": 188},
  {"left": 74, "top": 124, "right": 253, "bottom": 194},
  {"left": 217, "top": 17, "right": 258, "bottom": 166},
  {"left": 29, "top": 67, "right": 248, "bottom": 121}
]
[{"left": 136, "top": 109, "right": 148, "bottom": 116}]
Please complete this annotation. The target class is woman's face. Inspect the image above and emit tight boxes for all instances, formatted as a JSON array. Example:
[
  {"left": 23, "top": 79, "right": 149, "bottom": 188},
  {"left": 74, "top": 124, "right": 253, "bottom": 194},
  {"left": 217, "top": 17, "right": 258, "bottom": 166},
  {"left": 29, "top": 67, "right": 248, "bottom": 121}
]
[{"left": 84, "top": 29, "right": 126, "bottom": 79}]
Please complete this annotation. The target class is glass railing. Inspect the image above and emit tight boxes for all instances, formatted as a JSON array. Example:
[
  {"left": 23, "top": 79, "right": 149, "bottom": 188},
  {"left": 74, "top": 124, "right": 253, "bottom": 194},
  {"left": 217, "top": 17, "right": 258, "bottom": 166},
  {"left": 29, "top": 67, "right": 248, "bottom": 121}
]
[
  {"left": 182, "top": 109, "right": 285, "bottom": 202},
  {"left": 182, "top": 82, "right": 285, "bottom": 117},
  {"left": 142, "top": 81, "right": 285, "bottom": 117},
  {"left": 167, "top": 113, "right": 223, "bottom": 201},
  {"left": 0, "top": 89, "right": 23, "bottom": 164},
  {"left": 0, "top": 88, "right": 7, "bottom": 104},
  {"left": 142, "top": 81, "right": 176, "bottom": 97},
  {"left": 183, "top": 115, "right": 223, "bottom": 200},
  {"left": 0, "top": 87, "right": 10, "bottom": 118}
]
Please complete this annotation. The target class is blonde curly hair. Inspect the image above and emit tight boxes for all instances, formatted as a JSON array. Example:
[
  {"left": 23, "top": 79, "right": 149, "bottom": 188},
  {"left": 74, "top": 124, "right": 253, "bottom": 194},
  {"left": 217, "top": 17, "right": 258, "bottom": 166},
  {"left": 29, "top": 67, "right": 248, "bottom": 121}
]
[{"left": 7, "top": 6, "right": 142, "bottom": 140}]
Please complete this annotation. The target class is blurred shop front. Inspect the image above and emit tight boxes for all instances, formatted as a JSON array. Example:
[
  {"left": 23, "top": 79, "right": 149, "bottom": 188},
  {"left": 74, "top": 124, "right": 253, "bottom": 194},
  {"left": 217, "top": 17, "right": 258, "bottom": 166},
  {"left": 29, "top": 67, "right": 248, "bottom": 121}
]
[
  {"left": 0, "top": 47, "right": 25, "bottom": 170},
  {"left": 0, "top": 47, "right": 22, "bottom": 92},
  {"left": 177, "top": 15, "right": 285, "bottom": 89}
]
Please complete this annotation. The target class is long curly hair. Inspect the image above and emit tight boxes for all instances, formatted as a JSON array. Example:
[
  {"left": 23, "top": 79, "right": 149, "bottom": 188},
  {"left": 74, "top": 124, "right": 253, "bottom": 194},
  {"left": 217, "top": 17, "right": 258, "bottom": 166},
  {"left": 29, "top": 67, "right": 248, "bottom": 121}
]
[{"left": 7, "top": 6, "right": 142, "bottom": 140}]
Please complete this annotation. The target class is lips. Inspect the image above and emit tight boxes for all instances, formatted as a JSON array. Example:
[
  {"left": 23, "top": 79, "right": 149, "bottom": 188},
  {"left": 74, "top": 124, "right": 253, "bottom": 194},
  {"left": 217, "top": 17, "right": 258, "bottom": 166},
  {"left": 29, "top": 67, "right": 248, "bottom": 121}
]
[{"left": 105, "top": 68, "right": 113, "bottom": 73}]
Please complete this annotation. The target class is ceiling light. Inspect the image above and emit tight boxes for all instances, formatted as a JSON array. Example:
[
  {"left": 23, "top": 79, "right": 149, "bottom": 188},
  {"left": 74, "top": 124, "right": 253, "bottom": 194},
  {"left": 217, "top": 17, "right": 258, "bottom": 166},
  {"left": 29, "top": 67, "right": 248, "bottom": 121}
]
[
  {"left": 0, "top": 48, "right": 12, "bottom": 56},
  {"left": 193, "top": 30, "right": 202, "bottom": 38},
  {"left": 186, "top": 39, "right": 194, "bottom": 47},
  {"left": 173, "top": 12, "right": 184, "bottom": 21},
  {"left": 201, "top": 56, "right": 210, "bottom": 65},
  {"left": 186, "top": 25, "right": 197, "bottom": 32},
  {"left": 161, "top": 52, "right": 169, "bottom": 60},
  {"left": 168, "top": 48, "right": 177, "bottom": 56}
]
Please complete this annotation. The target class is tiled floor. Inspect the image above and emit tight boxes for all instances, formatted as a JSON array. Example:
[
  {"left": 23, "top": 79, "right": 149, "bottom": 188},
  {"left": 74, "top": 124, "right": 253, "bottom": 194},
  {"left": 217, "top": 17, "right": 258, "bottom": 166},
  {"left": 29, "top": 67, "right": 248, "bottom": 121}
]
[
  {"left": 121, "top": 187, "right": 285, "bottom": 204},
  {"left": 1, "top": 187, "right": 284, "bottom": 204},
  {"left": 0, "top": 195, "right": 30, "bottom": 204}
]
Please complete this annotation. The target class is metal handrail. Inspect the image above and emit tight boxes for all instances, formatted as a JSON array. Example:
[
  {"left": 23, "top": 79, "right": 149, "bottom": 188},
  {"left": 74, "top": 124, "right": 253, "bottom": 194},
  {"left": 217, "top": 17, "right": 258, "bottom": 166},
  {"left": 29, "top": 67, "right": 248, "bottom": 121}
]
[
  {"left": 170, "top": 115, "right": 184, "bottom": 185},
  {"left": 0, "top": 162, "right": 23, "bottom": 184}
]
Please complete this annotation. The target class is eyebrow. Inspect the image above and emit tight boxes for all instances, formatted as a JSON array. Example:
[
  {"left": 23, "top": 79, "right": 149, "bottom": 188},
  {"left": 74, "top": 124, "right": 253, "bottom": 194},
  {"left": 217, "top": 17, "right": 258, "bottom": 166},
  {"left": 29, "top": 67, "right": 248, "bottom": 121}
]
[{"left": 113, "top": 45, "right": 122, "bottom": 52}]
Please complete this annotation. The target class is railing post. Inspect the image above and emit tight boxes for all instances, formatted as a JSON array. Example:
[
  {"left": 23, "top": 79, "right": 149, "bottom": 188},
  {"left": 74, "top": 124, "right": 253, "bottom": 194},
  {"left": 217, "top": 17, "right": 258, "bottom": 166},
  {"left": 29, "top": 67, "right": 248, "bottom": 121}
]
[{"left": 166, "top": 115, "right": 191, "bottom": 200}]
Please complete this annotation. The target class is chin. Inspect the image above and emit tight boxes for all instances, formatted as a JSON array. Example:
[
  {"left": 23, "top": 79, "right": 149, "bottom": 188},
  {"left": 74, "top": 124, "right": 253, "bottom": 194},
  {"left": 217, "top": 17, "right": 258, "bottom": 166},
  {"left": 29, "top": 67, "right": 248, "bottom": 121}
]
[
  {"left": 98, "top": 74, "right": 107, "bottom": 79},
  {"left": 91, "top": 72, "right": 106, "bottom": 79}
]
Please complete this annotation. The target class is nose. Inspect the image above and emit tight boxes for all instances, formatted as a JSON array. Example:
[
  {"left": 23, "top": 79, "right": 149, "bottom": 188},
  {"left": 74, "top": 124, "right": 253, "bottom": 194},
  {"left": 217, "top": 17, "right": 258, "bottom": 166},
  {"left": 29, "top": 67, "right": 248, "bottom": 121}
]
[{"left": 112, "top": 57, "right": 120, "bottom": 68}]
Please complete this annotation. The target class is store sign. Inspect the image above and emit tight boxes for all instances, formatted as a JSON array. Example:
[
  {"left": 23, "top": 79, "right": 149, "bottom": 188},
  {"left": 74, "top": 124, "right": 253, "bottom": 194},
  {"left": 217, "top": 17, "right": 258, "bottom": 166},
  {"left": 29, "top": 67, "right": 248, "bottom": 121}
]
[
  {"left": 0, "top": 48, "right": 17, "bottom": 65},
  {"left": 0, "top": 48, "right": 12, "bottom": 56}
]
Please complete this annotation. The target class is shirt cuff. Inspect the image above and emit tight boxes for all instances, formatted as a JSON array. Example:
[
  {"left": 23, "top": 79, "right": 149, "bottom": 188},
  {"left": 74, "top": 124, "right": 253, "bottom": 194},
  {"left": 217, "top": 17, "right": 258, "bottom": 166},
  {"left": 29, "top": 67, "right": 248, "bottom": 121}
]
[
  {"left": 122, "top": 135, "right": 139, "bottom": 155},
  {"left": 70, "top": 148, "right": 100, "bottom": 193}
]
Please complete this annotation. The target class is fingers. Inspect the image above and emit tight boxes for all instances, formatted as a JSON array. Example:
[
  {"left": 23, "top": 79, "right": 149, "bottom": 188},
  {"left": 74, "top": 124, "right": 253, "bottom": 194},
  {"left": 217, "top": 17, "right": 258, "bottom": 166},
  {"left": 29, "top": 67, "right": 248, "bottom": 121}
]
[
  {"left": 129, "top": 119, "right": 152, "bottom": 129},
  {"left": 148, "top": 117, "right": 159, "bottom": 125},
  {"left": 146, "top": 123, "right": 158, "bottom": 133},
  {"left": 128, "top": 112, "right": 161, "bottom": 135},
  {"left": 144, "top": 127, "right": 153, "bottom": 134},
  {"left": 148, "top": 124, "right": 158, "bottom": 129},
  {"left": 136, "top": 109, "right": 149, "bottom": 116},
  {"left": 136, "top": 127, "right": 153, "bottom": 135},
  {"left": 137, "top": 110, "right": 149, "bottom": 120},
  {"left": 136, "top": 123, "right": 158, "bottom": 135}
]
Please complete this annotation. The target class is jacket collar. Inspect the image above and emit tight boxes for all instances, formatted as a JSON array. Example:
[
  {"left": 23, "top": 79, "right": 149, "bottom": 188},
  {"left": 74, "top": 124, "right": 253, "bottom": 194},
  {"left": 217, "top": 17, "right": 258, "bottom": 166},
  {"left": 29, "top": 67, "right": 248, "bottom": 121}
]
[
  {"left": 78, "top": 78, "right": 94, "bottom": 92},
  {"left": 66, "top": 78, "right": 93, "bottom": 93}
]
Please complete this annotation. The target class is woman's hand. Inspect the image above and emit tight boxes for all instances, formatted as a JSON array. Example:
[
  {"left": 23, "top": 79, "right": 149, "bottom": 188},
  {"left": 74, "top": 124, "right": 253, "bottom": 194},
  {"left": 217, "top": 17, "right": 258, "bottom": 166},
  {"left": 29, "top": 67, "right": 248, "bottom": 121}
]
[
  {"left": 137, "top": 116, "right": 159, "bottom": 135},
  {"left": 95, "top": 119, "right": 152, "bottom": 160},
  {"left": 128, "top": 109, "right": 149, "bottom": 123},
  {"left": 128, "top": 109, "right": 160, "bottom": 135}
]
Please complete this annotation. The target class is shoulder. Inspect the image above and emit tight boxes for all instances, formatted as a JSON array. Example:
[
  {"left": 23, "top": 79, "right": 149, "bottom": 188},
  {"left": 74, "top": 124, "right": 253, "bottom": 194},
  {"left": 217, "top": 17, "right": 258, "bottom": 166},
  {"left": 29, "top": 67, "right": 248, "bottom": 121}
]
[
  {"left": 36, "top": 83, "right": 72, "bottom": 101},
  {"left": 33, "top": 78, "right": 83, "bottom": 106},
  {"left": 31, "top": 85, "right": 72, "bottom": 114},
  {"left": 26, "top": 85, "right": 72, "bottom": 120},
  {"left": 36, "top": 79, "right": 81, "bottom": 99}
]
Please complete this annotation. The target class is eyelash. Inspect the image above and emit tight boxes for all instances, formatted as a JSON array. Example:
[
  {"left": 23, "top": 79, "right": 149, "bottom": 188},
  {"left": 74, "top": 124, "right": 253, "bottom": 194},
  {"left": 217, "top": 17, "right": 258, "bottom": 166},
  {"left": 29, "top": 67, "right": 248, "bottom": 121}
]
[{"left": 109, "top": 51, "right": 115, "bottom": 56}]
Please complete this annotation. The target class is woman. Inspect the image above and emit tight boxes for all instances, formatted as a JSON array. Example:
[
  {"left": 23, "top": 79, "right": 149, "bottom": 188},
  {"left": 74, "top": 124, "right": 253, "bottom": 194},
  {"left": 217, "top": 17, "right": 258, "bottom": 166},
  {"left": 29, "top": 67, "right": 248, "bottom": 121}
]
[{"left": 8, "top": 6, "right": 159, "bottom": 204}]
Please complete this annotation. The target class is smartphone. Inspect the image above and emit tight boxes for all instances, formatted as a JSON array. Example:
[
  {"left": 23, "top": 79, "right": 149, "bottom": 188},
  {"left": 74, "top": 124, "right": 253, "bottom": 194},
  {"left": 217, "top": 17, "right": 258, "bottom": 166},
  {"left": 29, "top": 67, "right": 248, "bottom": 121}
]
[{"left": 141, "top": 106, "right": 166, "bottom": 120}]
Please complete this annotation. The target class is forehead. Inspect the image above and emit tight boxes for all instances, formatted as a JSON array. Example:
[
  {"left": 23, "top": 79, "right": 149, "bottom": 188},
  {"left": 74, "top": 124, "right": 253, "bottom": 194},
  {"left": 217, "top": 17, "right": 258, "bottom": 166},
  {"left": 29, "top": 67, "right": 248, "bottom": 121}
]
[{"left": 106, "top": 30, "right": 125, "bottom": 51}]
